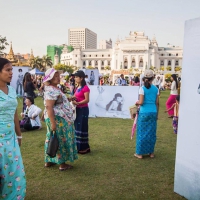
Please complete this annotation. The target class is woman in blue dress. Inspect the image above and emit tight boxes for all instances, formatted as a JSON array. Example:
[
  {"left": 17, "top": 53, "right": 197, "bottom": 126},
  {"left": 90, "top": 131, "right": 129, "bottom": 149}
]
[
  {"left": 0, "top": 58, "right": 26, "bottom": 199},
  {"left": 135, "top": 70, "right": 159, "bottom": 159}
]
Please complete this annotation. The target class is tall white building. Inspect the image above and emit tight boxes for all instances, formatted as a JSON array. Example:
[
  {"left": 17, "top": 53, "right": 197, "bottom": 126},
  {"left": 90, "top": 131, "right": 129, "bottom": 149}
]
[
  {"left": 68, "top": 28, "right": 97, "bottom": 49},
  {"left": 61, "top": 31, "right": 183, "bottom": 79},
  {"left": 99, "top": 39, "right": 112, "bottom": 49}
]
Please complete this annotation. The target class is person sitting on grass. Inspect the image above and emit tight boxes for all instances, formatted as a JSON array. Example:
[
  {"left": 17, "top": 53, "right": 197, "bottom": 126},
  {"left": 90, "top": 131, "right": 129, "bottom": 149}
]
[
  {"left": 165, "top": 95, "right": 180, "bottom": 134},
  {"left": 20, "top": 96, "right": 42, "bottom": 131}
]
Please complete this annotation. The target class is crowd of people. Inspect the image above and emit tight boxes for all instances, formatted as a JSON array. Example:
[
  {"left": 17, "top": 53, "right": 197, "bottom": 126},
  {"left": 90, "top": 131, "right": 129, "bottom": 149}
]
[{"left": 0, "top": 57, "right": 181, "bottom": 199}]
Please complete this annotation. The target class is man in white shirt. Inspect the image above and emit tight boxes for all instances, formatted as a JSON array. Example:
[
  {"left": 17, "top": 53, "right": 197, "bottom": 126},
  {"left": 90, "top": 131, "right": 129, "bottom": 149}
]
[
  {"left": 117, "top": 74, "right": 127, "bottom": 86},
  {"left": 154, "top": 76, "right": 161, "bottom": 89}
]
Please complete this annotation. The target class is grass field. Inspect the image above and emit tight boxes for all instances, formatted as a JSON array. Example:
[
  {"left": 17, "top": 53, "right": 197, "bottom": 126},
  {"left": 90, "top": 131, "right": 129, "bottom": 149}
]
[{"left": 17, "top": 90, "right": 186, "bottom": 200}]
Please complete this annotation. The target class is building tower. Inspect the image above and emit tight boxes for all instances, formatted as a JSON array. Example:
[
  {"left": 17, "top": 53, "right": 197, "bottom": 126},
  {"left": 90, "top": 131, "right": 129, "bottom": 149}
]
[
  {"left": 6, "top": 42, "right": 17, "bottom": 63},
  {"left": 54, "top": 51, "right": 59, "bottom": 65}
]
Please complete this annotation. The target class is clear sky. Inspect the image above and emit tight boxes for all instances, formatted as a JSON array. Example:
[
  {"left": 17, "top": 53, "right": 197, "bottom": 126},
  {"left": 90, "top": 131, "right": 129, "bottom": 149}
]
[{"left": 1, "top": 0, "right": 200, "bottom": 56}]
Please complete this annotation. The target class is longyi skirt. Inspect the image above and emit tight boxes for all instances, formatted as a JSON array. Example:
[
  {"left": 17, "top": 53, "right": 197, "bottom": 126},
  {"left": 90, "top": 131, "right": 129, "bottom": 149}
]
[{"left": 136, "top": 112, "right": 157, "bottom": 155}]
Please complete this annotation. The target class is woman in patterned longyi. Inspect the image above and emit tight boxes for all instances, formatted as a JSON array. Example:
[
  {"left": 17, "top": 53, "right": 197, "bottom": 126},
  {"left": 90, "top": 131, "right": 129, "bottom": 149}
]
[
  {"left": 43, "top": 68, "right": 78, "bottom": 171},
  {"left": 134, "top": 70, "right": 159, "bottom": 159}
]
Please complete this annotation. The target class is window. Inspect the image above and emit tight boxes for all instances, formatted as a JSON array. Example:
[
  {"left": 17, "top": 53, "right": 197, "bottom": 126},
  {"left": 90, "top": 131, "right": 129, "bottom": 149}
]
[
  {"left": 89, "top": 61, "right": 92, "bottom": 65},
  {"left": 89, "top": 55, "right": 91, "bottom": 57},
  {"left": 75, "top": 61, "right": 77, "bottom": 64},
  {"left": 102, "top": 55, "right": 104, "bottom": 57},
  {"left": 96, "top": 55, "right": 97, "bottom": 57},
  {"left": 83, "top": 61, "right": 85, "bottom": 65},
  {"left": 168, "top": 60, "right": 171, "bottom": 66},
  {"left": 175, "top": 60, "right": 179, "bottom": 66},
  {"left": 101, "top": 67, "right": 104, "bottom": 70},
  {"left": 108, "top": 54, "right": 110, "bottom": 57},
  {"left": 161, "top": 54, "right": 164, "bottom": 56},
  {"left": 95, "top": 61, "right": 98, "bottom": 65},
  {"left": 108, "top": 61, "right": 110, "bottom": 65},
  {"left": 83, "top": 55, "right": 85, "bottom": 57},
  {"left": 176, "top": 53, "right": 178, "bottom": 56},
  {"left": 169, "top": 54, "right": 171, "bottom": 56},
  {"left": 102, "top": 61, "right": 104, "bottom": 65}
]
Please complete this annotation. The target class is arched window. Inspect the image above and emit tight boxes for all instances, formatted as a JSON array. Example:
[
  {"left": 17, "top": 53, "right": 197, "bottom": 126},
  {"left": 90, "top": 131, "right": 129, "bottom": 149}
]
[
  {"left": 168, "top": 60, "right": 171, "bottom": 66},
  {"left": 132, "top": 58, "right": 135, "bottom": 67},
  {"left": 160, "top": 60, "right": 164, "bottom": 66},
  {"left": 108, "top": 61, "right": 110, "bottom": 65},
  {"left": 124, "top": 57, "right": 128, "bottom": 69},
  {"left": 139, "top": 58, "right": 143, "bottom": 67},
  {"left": 102, "top": 61, "right": 104, "bottom": 65},
  {"left": 102, "top": 55, "right": 104, "bottom": 57},
  {"left": 83, "top": 61, "right": 85, "bottom": 65},
  {"left": 89, "top": 61, "right": 92, "bottom": 65},
  {"left": 95, "top": 61, "right": 98, "bottom": 65},
  {"left": 175, "top": 60, "right": 179, "bottom": 66}
]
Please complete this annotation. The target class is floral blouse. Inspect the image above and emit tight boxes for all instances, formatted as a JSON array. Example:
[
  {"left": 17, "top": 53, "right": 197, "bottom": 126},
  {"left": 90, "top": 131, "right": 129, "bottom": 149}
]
[{"left": 44, "top": 85, "right": 74, "bottom": 123}]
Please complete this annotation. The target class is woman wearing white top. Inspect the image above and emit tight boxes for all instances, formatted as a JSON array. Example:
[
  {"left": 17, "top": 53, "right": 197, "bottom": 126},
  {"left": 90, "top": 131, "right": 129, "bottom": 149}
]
[
  {"left": 21, "top": 96, "right": 42, "bottom": 130},
  {"left": 166, "top": 74, "right": 178, "bottom": 118}
]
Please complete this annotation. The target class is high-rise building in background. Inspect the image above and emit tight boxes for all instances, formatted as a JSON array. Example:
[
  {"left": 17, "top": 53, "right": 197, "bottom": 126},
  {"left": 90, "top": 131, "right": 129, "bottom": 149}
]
[
  {"left": 68, "top": 28, "right": 97, "bottom": 49},
  {"left": 99, "top": 39, "right": 112, "bottom": 49}
]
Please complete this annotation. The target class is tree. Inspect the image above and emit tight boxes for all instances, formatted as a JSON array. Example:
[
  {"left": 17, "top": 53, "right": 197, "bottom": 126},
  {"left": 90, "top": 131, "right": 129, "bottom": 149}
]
[
  {"left": 54, "top": 63, "right": 74, "bottom": 74},
  {"left": 29, "top": 56, "right": 43, "bottom": 71},
  {"left": 86, "top": 66, "right": 95, "bottom": 69},
  {"left": 42, "top": 55, "right": 53, "bottom": 68},
  {"left": 0, "top": 35, "right": 9, "bottom": 54},
  {"left": 166, "top": 66, "right": 171, "bottom": 71}
]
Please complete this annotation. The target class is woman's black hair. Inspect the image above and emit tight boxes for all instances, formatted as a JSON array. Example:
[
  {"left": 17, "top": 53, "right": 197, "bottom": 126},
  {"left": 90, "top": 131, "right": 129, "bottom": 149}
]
[
  {"left": 144, "top": 77, "right": 154, "bottom": 89},
  {"left": 0, "top": 58, "right": 11, "bottom": 72},
  {"left": 18, "top": 68, "right": 22, "bottom": 72},
  {"left": 23, "top": 73, "right": 32, "bottom": 91},
  {"left": 134, "top": 76, "right": 139, "bottom": 83},
  {"left": 80, "top": 78, "right": 86, "bottom": 87},
  {"left": 176, "top": 95, "right": 180, "bottom": 102},
  {"left": 171, "top": 74, "right": 178, "bottom": 89},
  {"left": 26, "top": 96, "right": 34, "bottom": 104},
  {"left": 106, "top": 93, "right": 122, "bottom": 111}
]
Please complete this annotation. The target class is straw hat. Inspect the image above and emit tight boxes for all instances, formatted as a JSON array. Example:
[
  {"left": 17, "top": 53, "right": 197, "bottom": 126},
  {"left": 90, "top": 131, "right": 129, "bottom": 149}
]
[
  {"left": 144, "top": 70, "right": 154, "bottom": 78},
  {"left": 43, "top": 68, "right": 58, "bottom": 83}
]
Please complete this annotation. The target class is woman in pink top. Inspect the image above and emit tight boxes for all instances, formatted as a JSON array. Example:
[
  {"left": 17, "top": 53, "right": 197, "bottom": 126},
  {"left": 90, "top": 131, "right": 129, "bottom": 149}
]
[{"left": 72, "top": 71, "right": 90, "bottom": 154}]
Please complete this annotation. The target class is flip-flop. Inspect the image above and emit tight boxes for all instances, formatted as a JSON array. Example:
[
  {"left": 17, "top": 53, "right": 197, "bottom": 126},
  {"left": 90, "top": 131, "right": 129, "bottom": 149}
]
[
  {"left": 44, "top": 162, "right": 56, "bottom": 167},
  {"left": 149, "top": 154, "right": 155, "bottom": 158},
  {"left": 134, "top": 154, "right": 143, "bottom": 159},
  {"left": 59, "top": 164, "right": 73, "bottom": 171}
]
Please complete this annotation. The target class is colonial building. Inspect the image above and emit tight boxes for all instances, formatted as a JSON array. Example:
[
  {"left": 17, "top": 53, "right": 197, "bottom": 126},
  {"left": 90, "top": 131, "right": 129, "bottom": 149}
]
[{"left": 60, "top": 31, "right": 183, "bottom": 77}]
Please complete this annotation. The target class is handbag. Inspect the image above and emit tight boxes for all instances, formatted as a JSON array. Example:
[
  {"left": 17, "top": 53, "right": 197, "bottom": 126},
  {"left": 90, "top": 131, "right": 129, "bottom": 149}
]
[
  {"left": 20, "top": 116, "right": 31, "bottom": 127},
  {"left": 129, "top": 105, "right": 138, "bottom": 119},
  {"left": 47, "top": 131, "right": 59, "bottom": 158}
]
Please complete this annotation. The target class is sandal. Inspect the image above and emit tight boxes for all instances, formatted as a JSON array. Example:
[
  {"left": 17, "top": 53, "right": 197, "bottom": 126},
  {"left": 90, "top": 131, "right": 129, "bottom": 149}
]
[
  {"left": 78, "top": 148, "right": 91, "bottom": 154},
  {"left": 134, "top": 154, "right": 143, "bottom": 159},
  {"left": 149, "top": 153, "right": 155, "bottom": 158},
  {"left": 59, "top": 164, "right": 73, "bottom": 171},
  {"left": 45, "top": 162, "right": 56, "bottom": 167}
]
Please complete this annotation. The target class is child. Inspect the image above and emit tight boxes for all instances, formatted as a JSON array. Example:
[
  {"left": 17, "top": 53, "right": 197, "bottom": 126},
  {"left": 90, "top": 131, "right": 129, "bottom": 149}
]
[{"left": 165, "top": 95, "right": 180, "bottom": 134}]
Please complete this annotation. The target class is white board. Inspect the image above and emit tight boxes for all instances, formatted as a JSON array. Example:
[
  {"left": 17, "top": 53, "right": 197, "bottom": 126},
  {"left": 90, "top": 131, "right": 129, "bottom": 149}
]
[
  {"left": 81, "top": 69, "right": 99, "bottom": 85},
  {"left": 174, "top": 17, "right": 200, "bottom": 200},
  {"left": 88, "top": 86, "right": 139, "bottom": 119},
  {"left": 10, "top": 66, "right": 30, "bottom": 96}
]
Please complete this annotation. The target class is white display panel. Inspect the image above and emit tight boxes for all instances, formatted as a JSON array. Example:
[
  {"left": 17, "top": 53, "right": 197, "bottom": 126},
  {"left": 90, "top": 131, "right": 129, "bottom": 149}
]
[
  {"left": 81, "top": 69, "right": 99, "bottom": 85},
  {"left": 10, "top": 66, "right": 30, "bottom": 96},
  {"left": 88, "top": 86, "right": 139, "bottom": 119},
  {"left": 174, "top": 18, "right": 200, "bottom": 200}
]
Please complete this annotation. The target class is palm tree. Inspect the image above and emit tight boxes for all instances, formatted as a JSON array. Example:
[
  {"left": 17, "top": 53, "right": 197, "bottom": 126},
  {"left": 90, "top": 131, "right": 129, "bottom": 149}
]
[
  {"left": 29, "top": 56, "right": 43, "bottom": 71},
  {"left": 42, "top": 55, "right": 53, "bottom": 69}
]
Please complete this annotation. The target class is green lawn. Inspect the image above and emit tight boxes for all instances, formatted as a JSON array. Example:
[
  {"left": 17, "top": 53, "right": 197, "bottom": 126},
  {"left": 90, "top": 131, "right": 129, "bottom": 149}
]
[{"left": 17, "top": 90, "right": 186, "bottom": 200}]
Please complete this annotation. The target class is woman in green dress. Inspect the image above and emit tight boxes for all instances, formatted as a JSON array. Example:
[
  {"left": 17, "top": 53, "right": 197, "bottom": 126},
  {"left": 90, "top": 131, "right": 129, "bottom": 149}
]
[{"left": 0, "top": 58, "right": 26, "bottom": 199}]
